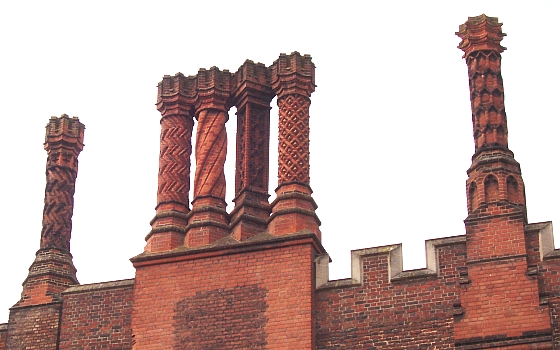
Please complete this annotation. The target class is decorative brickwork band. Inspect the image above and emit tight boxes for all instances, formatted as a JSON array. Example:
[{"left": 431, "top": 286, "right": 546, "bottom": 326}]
[
  {"left": 146, "top": 74, "right": 195, "bottom": 252},
  {"left": 268, "top": 53, "right": 320, "bottom": 238},
  {"left": 15, "top": 115, "right": 84, "bottom": 308},
  {"left": 230, "top": 60, "right": 274, "bottom": 240}
]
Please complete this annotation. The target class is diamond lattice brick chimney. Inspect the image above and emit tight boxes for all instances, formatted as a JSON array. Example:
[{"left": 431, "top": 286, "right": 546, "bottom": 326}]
[
  {"left": 16, "top": 114, "right": 84, "bottom": 307},
  {"left": 454, "top": 15, "right": 550, "bottom": 341},
  {"left": 267, "top": 52, "right": 321, "bottom": 238}
]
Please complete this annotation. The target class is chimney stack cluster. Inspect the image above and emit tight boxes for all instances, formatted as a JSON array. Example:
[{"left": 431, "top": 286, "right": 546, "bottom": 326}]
[{"left": 146, "top": 52, "right": 321, "bottom": 253}]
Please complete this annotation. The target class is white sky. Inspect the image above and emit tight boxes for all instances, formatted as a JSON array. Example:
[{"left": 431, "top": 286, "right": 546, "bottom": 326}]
[{"left": 1, "top": 1, "right": 559, "bottom": 323}]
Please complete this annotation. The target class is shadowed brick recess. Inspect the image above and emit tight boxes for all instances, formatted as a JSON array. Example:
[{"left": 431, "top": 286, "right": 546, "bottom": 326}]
[{"left": 3, "top": 14, "right": 560, "bottom": 350}]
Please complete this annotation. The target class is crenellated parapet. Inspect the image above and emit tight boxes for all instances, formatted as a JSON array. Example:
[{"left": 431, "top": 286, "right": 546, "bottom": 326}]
[
  {"left": 316, "top": 236, "right": 466, "bottom": 290},
  {"left": 315, "top": 236, "right": 467, "bottom": 349}
]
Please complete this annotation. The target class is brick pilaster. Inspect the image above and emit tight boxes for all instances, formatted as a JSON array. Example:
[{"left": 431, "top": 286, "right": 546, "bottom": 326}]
[
  {"left": 185, "top": 67, "right": 233, "bottom": 247},
  {"left": 230, "top": 60, "right": 275, "bottom": 240},
  {"left": 146, "top": 73, "right": 195, "bottom": 252},
  {"left": 268, "top": 52, "right": 321, "bottom": 239},
  {"left": 454, "top": 15, "right": 550, "bottom": 342}
]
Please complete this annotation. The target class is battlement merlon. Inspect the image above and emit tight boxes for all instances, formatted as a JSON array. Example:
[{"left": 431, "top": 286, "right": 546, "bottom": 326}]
[
  {"left": 456, "top": 14, "right": 506, "bottom": 59},
  {"left": 318, "top": 223, "right": 560, "bottom": 289},
  {"left": 316, "top": 236, "right": 467, "bottom": 289}
]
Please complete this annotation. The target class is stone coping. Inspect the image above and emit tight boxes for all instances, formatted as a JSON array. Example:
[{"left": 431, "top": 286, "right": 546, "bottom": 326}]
[
  {"left": 317, "top": 235, "right": 466, "bottom": 290},
  {"left": 62, "top": 278, "right": 135, "bottom": 294}
]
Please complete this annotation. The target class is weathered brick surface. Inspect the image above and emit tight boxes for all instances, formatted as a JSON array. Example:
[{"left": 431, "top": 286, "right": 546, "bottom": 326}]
[
  {"left": 316, "top": 242, "right": 465, "bottom": 349},
  {"left": 173, "top": 284, "right": 267, "bottom": 348},
  {"left": 131, "top": 236, "right": 319, "bottom": 350},
  {"left": 5, "top": 303, "right": 62, "bottom": 350},
  {"left": 455, "top": 256, "right": 550, "bottom": 340},
  {"left": 59, "top": 279, "right": 134, "bottom": 350},
  {"left": 0, "top": 324, "right": 7, "bottom": 350}
]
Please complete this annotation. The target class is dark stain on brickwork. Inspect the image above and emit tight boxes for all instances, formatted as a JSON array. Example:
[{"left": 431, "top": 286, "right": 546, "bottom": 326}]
[{"left": 173, "top": 284, "right": 268, "bottom": 349}]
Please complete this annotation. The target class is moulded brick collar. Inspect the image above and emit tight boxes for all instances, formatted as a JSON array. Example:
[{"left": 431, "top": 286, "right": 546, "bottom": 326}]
[{"left": 456, "top": 14, "right": 506, "bottom": 58}]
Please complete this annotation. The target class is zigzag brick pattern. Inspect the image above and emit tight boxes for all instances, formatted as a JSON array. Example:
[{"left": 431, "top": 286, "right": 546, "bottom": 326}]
[
  {"left": 467, "top": 51, "right": 508, "bottom": 151},
  {"left": 277, "top": 95, "right": 310, "bottom": 184},
  {"left": 41, "top": 165, "right": 77, "bottom": 250},
  {"left": 157, "top": 115, "right": 193, "bottom": 206}
]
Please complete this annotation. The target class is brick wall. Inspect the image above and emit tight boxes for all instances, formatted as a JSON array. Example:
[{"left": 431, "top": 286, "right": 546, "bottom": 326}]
[
  {"left": 316, "top": 238, "right": 465, "bottom": 349},
  {"left": 59, "top": 279, "right": 134, "bottom": 350},
  {"left": 0, "top": 323, "right": 7, "bottom": 350},
  {"left": 131, "top": 233, "right": 320, "bottom": 350},
  {"left": 5, "top": 303, "right": 62, "bottom": 350}
]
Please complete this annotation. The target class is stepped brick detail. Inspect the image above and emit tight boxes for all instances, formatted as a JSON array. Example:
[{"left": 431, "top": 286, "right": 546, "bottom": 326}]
[{"left": 5, "top": 14, "right": 560, "bottom": 350}]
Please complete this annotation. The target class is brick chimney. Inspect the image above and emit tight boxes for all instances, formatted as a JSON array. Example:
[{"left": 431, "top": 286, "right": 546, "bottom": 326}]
[
  {"left": 230, "top": 60, "right": 275, "bottom": 240},
  {"left": 15, "top": 115, "right": 84, "bottom": 307},
  {"left": 6, "top": 115, "right": 84, "bottom": 349},
  {"left": 185, "top": 67, "right": 233, "bottom": 247},
  {"left": 146, "top": 73, "right": 195, "bottom": 252},
  {"left": 457, "top": 15, "right": 527, "bottom": 257},
  {"left": 454, "top": 15, "right": 550, "bottom": 340},
  {"left": 268, "top": 52, "right": 321, "bottom": 239}
]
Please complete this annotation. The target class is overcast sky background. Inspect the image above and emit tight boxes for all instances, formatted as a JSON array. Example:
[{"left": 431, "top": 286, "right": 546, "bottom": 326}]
[{"left": 1, "top": 1, "right": 559, "bottom": 323}]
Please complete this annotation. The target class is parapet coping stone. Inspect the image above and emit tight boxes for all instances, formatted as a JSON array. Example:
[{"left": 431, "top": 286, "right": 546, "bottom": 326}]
[
  {"left": 316, "top": 235, "right": 466, "bottom": 290},
  {"left": 525, "top": 221, "right": 560, "bottom": 260},
  {"left": 62, "top": 278, "right": 135, "bottom": 294},
  {"left": 0, "top": 323, "right": 7, "bottom": 331}
]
